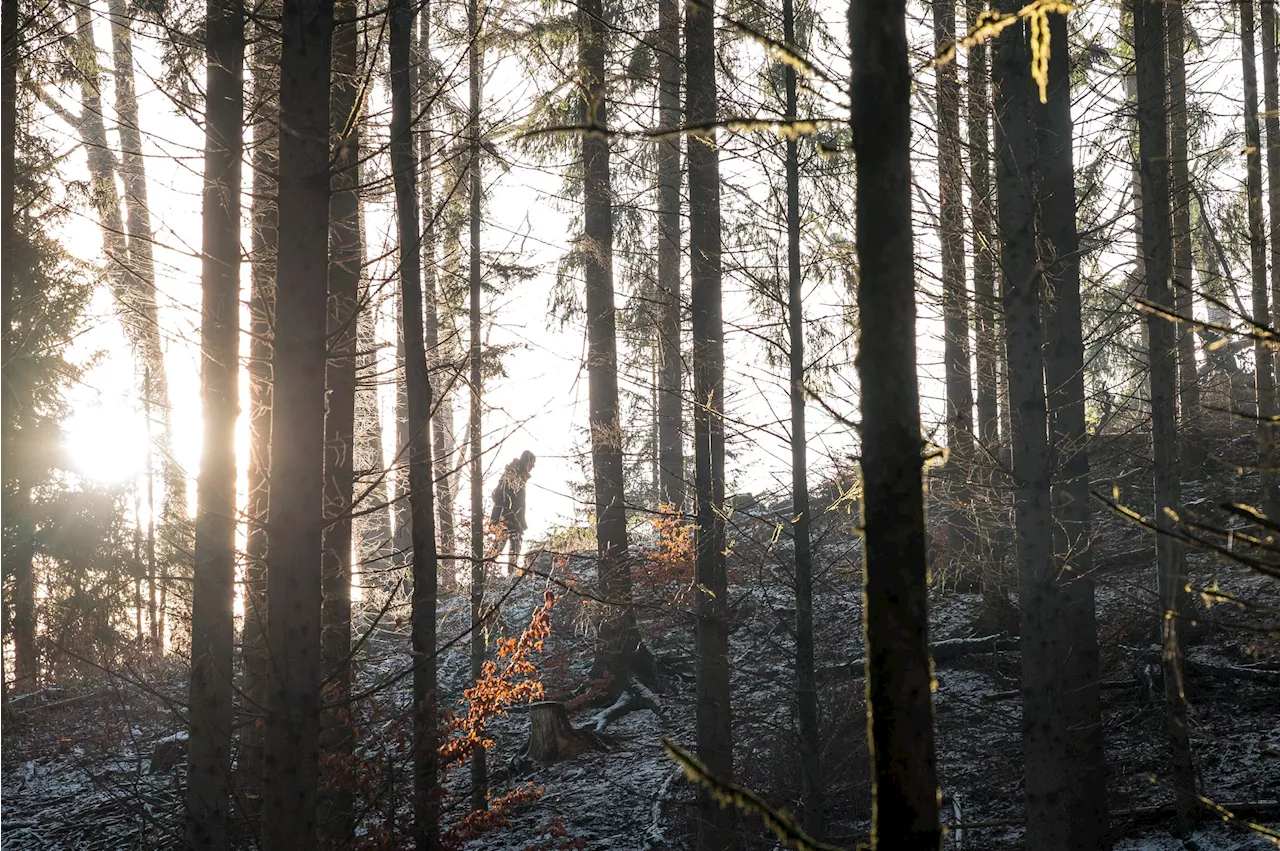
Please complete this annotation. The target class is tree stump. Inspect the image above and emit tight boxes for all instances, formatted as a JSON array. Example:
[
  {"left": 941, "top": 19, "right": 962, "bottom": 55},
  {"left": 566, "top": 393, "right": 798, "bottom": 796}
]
[{"left": 525, "top": 701, "right": 600, "bottom": 763}]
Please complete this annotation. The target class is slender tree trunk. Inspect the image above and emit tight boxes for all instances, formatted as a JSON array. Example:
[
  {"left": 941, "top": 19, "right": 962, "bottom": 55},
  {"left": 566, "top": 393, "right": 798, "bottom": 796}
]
[
  {"left": 319, "top": 0, "right": 360, "bottom": 837},
  {"left": 467, "top": 0, "right": 487, "bottom": 811},
  {"left": 0, "top": 0, "right": 18, "bottom": 701},
  {"left": 185, "top": 0, "right": 243, "bottom": 843},
  {"left": 1036, "top": 11, "right": 1110, "bottom": 849},
  {"left": 420, "top": 14, "right": 456, "bottom": 580},
  {"left": 850, "top": 1, "right": 941, "bottom": 846},
  {"left": 968, "top": 0, "right": 997, "bottom": 449},
  {"left": 1167, "top": 0, "right": 1202, "bottom": 446},
  {"left": 935, "top": 0, "right": 975, "bottom": 585},
  {"left": 146, "top": 371, "right": 159, "bottom": 646},
  {"left": 1136, "top": 0, "right": 1197, "bottom": 833},
  {"left": 781, "top": 0, "right": 821, "bottom": 835},
  {"left": 686, "top": 0, "right": 732, "bottom": 844},
  {"left": 390, "top": 0, "right": 441, "bottom": 841},
  {"left": 71, "top": 1, "right": 185, "bottom": 639},
  {"left": 240, "top": 0, "right": 279, "bottom": 814},
  {"left": 656, "top": 0, "right": 684, "bottom": 510},
  {"left": 1244, "top": 0, "right": 1280, "bottom": 520},
  {"left": 9, "top": 490, "right": 37, "bottom": 691},
  {"left": 993, "top": 10, "right": 1069, "bottom": 851},
  {"left": 967, "top": 0, "right": 1010, "bottom": 631},
  {"left": 1264, "top": 0, "right": 1280, "bottom": 455},
  {"left": 263, "top": 0, "right": 334, "bottom": 846},
  {"left": 580, "top": 0, "right": 645, "bottom": 692}
]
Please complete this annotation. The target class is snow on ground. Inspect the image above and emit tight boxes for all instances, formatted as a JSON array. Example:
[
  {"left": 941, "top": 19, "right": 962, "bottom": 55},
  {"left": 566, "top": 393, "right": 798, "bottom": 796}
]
[{"left": 4, "top": 435, "right": 1279, "bottom": 848}]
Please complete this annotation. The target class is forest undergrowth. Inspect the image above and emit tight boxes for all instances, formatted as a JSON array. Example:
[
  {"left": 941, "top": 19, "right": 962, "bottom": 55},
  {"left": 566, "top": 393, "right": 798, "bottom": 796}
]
[{"left": 2, "top": 425, "right": 1278, "bottom": 850}]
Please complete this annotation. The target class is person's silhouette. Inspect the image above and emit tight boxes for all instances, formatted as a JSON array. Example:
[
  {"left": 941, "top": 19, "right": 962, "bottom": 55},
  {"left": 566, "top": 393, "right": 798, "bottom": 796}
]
[{"left": 490, "top": 450, "right": 535, "bottom": 571}]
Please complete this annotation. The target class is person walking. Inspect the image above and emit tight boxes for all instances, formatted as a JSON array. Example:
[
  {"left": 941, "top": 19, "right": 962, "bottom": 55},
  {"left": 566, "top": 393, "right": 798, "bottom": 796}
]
[{"left": 490, "top": 450, "right": 535, "bottom": 571}]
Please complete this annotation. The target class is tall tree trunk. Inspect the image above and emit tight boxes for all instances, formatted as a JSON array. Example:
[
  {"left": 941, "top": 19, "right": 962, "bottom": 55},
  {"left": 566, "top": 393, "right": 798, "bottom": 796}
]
[
  {"left": 935, "top": 0, "right": 975, "bottom": 586},
  {"left": 1244, "top": 0, "right": 1280, "bottom": 520},
  {"left": 782, "top": 0, "right": 821, "bottom": 835},
  {"left": 968, "top": 0, "right": 997, "bottom": 448},
  {"left": 1167, "top": 0, "right": 1202, "bottom": 445},
  {"left": 0, "top": 0, "right": 18, "bottom": 701},
  {"left": 70, "top": 1, "right": 185, "bottom": 641},
  {"left": 850, "top": 0, "right": 941, "bottom": 846},
  {"left": 467, "top": 0, "right": 487, "bottom": 811},
  {"left": 1036, "top": 11, "right": 1110, "bottom": 849},
  {"left": 686, "top": 0, "right": 732, "bottom": 844},
  {"left": 240, "top": 0, "right": 278, "bottom": 815},
  {"left": 580, "top": 0, "right": 645, "bottom": 693},
  {"left": 1136, "top": 0, "right": 1197, "bottom": 833},
  {"left": 8, "top": 490, "right": 37, "bottom": 692},
  {"left": 993, "top": 10, "right": 1069, "bottom": 851},
  {"left": 390, "top": 0, "right": 441, "bottom": 841},
  {"left": 320, "top": 0, "right": 360, "bottom": 838},
  {"left": 1262, "top": 0, "right": 1280, "bottom": 366},
  {"left": 185, "top": 0, "right": 243, "bottom": 843},
  {"left": 656, "top": 0, "right": 684, "bottom": 510},
  {"left": 967, "top": 0, "right": 1010, "bottom": 631},
  {"left": 420, "top": 12, "right": 456, "bottom": 579},
  {"left": 263, "top": 0, "right": 333, "bottom": 845}
]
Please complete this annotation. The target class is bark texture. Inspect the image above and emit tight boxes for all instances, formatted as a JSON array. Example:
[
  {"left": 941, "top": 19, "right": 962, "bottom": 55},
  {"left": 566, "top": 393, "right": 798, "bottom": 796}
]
[
  {"left": 184, "top": 0, "right": 243, "bottom": 844},
  {"left": 850, "top": 0, "right": 941, "bottom": 846},
  {"left": 263, "top": 0, "right": 334, "bottom": 845}
]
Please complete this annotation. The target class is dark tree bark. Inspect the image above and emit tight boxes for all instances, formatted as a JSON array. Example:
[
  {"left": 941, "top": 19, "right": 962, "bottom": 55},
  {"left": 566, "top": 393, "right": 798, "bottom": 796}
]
[
  {"left": 782, "top": 0, "right": 821, "bottom": 835},
  {"left": 1136, "top": 0, "right": 1197, "bottom": 833},
  {"left": 467, "top": 0, "right": 487, "bottom": 811},
  {"left": 1167, "top": 0, "right": 1202, "bottom": 444},
  {"left": 184, "top": 0, "right": 243, "bottom": 843},
  {"left": 319, "top": 0, "right": 359, "bottom": 838},
  {"left": 8, "top": 492, "right": 36, "bottom": 692},
  {"left": 263, "top": 0, "right": 333, "bottom": 846},
  {"left": 992, "top": 9, "right": 1068, "bottom": 850},
  {"left": 1244, "top": 0, "right": 1280, "bottom": 519},
  {"left": 240, "top": 0, "right": 279, "bottom": 814},
  {"left": 966, "top": 0, "right": 1009, "bottom": 631},
  {"left": 686, "top": 0, "right": 732, "bottom": 845},
  {"left": 0, "top": 0, "right": 18, "bottom": 701},
  {"left": 850, "top": 0, "right": 940, "bottom": 847},
  {"left": 420, "top": 12, "right": 456, "bottom": 576},
  {"left": 390, "top": 0, "right": 442, "bottom": 841},
  {"left": 656, "top": 0, "right": 684, "bottom": 510},
  {"left": 69, "top": 3, "right": 184, "bottom": 588},
  {"left": 935, "top": 0, "right": 975, "bottom": 583},
  {"left": 1262, "top": 0, "right": 1280, "bottom": 362},
  {"left": 1035, "top": 11, "right": 1110, "bottom": 849},
  {"left": 967, "top": 0, "right": 998, "bottom": 449},
  {"left": 580, "top": 0, "right": 647, "bottom": 693}
]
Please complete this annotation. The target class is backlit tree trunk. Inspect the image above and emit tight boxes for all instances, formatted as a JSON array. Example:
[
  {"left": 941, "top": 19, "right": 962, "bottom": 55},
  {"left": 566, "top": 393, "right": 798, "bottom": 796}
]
[
  {"left": 783, "top": 0, "right": 821, "bottom": 835},
  {"left": 240, "top": 0, "right": 279, "bottom": 813},
  {"left": 391, "top": 0, "right": 442, "bottom": 841},
  {"left": 185, "top": 0, "right": 243, "bottom": 842},
  {"left": 1168, "top": 0, "right": 1202, "bottom": 441},
  {"left": 993, "top": 8, "right": 1068, "bottom": 849},
  {"left": 656, "top": 0, "right": 684, "bottom": 509},
  {"left": 263, "top": 0, "right": 333, "bottom": 845},
  {"left": 1136, "top": 0, "right": 1197, "bottom": 832},
  {"left": 686, "top": 0, "right": 732, "bottom": 844},
  {"left": 935, "top": 0, "right": 975, "bottom": 584},
  {"left": 319, "top": 0, "right": 360, "bottom": 837},
  {"left": 850, "top": 0, "right": 941, "bottom": 846},
  {"left": 467, "top": 0, "right": 487, "bottom": 811},
  {"left": 1036, "top": 11, "right": 1110, "bottom": 848},
  {"left": 0, "top": 0, "right": 19, "bottom": 701}
]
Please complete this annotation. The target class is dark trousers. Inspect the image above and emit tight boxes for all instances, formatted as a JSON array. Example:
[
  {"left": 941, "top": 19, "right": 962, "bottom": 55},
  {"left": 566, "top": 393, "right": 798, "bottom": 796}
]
[{"left": 492, "top": 519, "right": 523, "bottom": 573}]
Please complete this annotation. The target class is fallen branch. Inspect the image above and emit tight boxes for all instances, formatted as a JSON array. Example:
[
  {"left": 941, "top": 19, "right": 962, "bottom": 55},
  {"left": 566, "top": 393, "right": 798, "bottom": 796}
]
[{"left": 820, "top": 634, "right": 1018, "bottom": 680}]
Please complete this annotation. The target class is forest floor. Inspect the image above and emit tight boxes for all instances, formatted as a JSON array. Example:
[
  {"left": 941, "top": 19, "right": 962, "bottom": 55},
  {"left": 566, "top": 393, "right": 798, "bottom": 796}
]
[{"left": 2, "top": 426, "right": 1278, "bottom": 850}]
